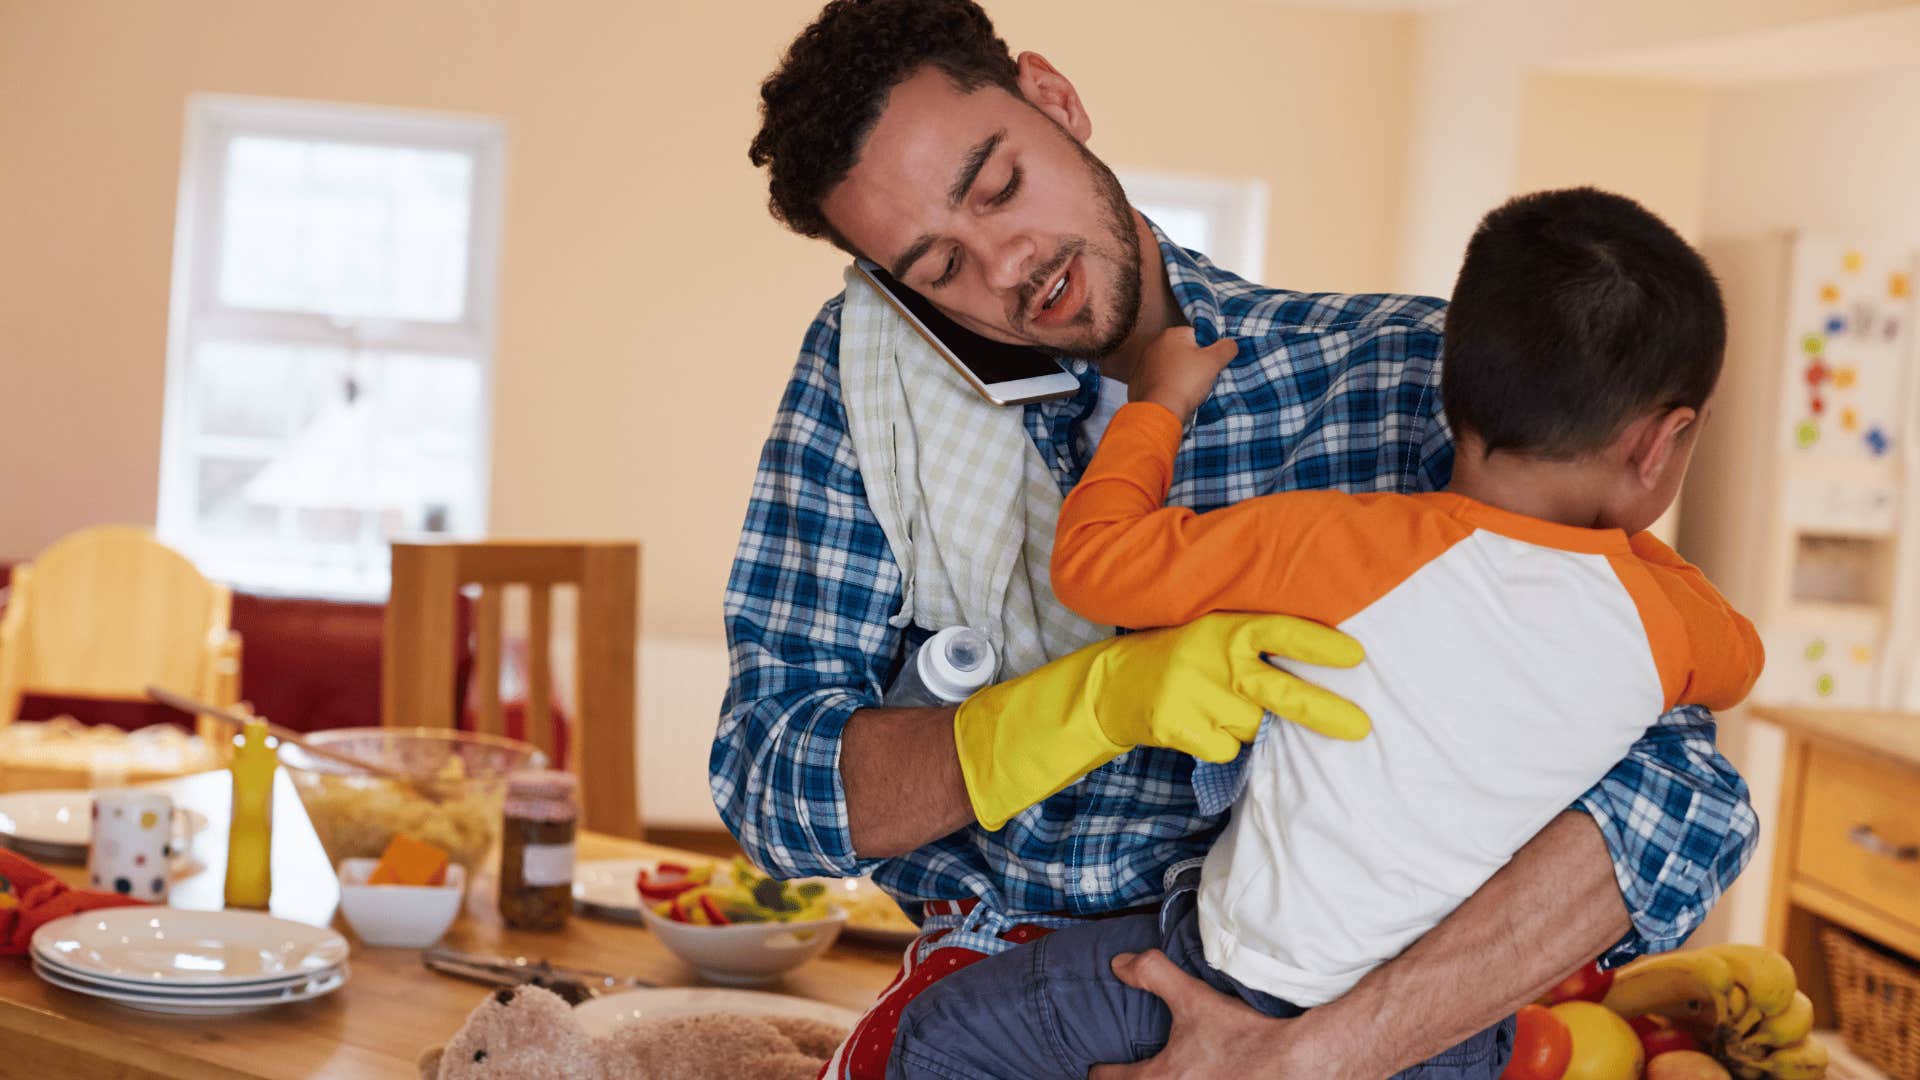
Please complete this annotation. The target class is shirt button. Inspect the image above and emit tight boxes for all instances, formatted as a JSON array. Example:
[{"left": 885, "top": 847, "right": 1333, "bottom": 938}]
[{"left": 1079, "top": 869, "right": 1100, "bottom": 892}]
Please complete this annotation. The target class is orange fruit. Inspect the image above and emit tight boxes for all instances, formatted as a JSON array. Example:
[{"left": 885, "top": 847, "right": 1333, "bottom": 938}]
[{"left": 1551, "top": 1001, "right": 1645, "bottom": 1080}]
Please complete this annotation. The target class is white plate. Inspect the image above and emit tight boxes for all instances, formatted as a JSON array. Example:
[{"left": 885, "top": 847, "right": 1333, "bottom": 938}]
[
  {"left": 33, "top": 958, "right": 348, "bottom": 1015},
  {"left": 32, "top": 953, "right": 343, "bottom": 997},
  {"left": 32, "top": 946, "right": 341, "bottom": 995},
  {"left": 33, "top": 908, "right": 351, "bottom": 987},
  {"left": 572, "top": 987, "right": 859, "bottom": 1038},
  {"left": 573, "top": 858, "right": 653, "bottom": 922},
  {"left": 0, "top": 789, "right": 209, "bottom": 850}
]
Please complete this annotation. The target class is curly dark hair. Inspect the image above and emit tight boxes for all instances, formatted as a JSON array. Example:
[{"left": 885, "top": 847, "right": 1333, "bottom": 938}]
[{"left": 749, "top": 0, "right": 1021, "bottom": 248}]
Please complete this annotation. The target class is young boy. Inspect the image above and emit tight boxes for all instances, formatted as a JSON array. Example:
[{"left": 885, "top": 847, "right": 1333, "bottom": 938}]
[{"left": 886, "top": 187, "right": 1763, "bottom": 1079}]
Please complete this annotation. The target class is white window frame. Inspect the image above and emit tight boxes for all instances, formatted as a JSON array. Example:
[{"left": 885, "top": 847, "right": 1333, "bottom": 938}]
[
  {"left": 1118, "top": 170, "right": 1270, "bottom": 282},
  {"left": 157, "top": 94, "right": 506, "bottom": 600}
]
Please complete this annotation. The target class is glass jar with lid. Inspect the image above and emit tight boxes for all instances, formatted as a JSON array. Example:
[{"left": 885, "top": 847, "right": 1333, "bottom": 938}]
[{"left": 498, "top": 769, "right": 578, "bottom": 931}]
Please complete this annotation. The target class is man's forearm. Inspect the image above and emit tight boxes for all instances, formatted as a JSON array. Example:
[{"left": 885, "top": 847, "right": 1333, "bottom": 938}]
[
  {"left": 840, "top": 705, "right": 975, "bottom": 858},
  {"left": 1291, "top": 811, "right": 1631, "bottom": 1078}
]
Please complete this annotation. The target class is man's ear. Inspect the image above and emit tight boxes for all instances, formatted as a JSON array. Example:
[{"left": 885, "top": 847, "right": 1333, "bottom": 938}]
[
  {"left": 1015, "top": 52, "right": 1092, "bottom": 143},
  {"left": 1625, "top": 406, "right": 1698, "bottom": 490}
]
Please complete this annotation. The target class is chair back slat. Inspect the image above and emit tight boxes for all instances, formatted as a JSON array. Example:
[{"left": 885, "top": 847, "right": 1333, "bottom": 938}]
[
  {"left": 574, "top": 544, "right": 638, "bottom": 835},
  {"left": 470, "top": 586, "right": 504, "bottom": 737},
  {"left": 526, "top": 585, "right": 556, "bottom": 764},
  {"left": 382, "top": 545, "right": 461, "bottom": 730},
  {"left": 383, "top": 541, "right": 641, "bottom": 838}
]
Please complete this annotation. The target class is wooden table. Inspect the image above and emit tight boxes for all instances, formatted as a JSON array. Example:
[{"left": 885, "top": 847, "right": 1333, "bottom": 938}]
[{"left": 0, "top": 770, "right": 901, "bottom": 1079}]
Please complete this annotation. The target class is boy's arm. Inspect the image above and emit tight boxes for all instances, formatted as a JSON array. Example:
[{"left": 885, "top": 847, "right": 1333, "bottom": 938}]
[
  {"left": 1051, "top": 402, "right": 1360, "bottom": 629},
  {"left": 1628, "top": 532, "right": 1766, "bottom": 710}
]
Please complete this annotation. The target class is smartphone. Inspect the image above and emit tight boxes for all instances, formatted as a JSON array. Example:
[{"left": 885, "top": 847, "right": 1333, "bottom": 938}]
[{"left": 853, "top": 260, "right": 1081, "bottom": 406}]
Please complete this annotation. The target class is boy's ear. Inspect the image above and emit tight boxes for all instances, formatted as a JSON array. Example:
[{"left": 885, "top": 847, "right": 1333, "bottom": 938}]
[
  {"left": 1015, "top": 52, "right": 1092, "bottom": 143},
  {"left": 1625, "top": 406, "right": 1698, "bottom": 490}
]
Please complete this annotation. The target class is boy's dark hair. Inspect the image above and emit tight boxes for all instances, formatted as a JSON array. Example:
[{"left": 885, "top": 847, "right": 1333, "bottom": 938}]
[
  {"left": 1442, "top": 187, "right": 1726, "bottom": 458},
  {"left": 749, "top": 0, "right": 1020, "bottom": 249}
]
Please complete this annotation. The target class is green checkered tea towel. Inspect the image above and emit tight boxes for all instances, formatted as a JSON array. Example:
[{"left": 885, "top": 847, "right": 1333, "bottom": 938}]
[{"left": 839, "top": 267, "right": 1107, "bottom": 681}]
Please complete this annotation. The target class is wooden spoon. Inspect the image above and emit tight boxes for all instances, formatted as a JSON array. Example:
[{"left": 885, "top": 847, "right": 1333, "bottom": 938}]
[{"left": 145, "top": 685, "right": 444, "bottom": 800}]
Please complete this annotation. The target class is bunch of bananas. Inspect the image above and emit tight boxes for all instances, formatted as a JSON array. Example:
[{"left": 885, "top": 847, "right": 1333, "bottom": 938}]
[{"left": 1600, "top": 944, "right": 1828, "bottom": 1079}]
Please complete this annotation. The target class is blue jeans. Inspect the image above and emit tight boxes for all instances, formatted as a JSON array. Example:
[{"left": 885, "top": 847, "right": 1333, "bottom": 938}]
[{"left": 888, "top": 872, "right": 1513, "bottom": 1080}]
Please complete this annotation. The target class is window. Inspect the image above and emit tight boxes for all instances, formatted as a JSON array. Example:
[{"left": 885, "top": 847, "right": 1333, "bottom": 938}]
[
  {"left": 1119, "top": 170, "right": 1269, "bottom": 281},
  {"left": 159, "top": 96, "right": 505, "bottom": 599}
]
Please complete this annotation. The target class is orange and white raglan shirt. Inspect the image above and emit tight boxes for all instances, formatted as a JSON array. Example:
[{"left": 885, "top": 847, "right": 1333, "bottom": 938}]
[{"left": 1052, "top": 402, "right": 1763, "bottom": 1007}]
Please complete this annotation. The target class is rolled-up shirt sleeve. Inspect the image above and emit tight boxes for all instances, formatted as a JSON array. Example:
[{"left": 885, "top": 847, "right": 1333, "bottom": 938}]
[
  {"left": 711, "top": 297, "right": 905, "bottom": 880},
  {"left": 1573, "top": 705, "right": 1758, "bottom": 965}
]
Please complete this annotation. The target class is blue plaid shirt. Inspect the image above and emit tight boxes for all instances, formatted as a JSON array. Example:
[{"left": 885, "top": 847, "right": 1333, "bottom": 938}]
[{"left": 714, "top": 226, "right": 1756, "bottom": 966}]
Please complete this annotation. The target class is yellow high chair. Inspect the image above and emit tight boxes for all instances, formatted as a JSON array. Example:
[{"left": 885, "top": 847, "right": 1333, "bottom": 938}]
[{"left": 0, "top": 526, "right": 241, "bottom": 740}]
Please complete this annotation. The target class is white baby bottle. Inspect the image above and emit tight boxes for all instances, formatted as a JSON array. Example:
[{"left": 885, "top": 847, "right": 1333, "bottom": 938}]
[{"left": 883, "top": 626, "right": 999, "bottom": 706}]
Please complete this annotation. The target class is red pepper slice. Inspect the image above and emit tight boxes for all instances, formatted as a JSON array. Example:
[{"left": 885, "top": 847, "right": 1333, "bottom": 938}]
[
  {"left": 668, "top": 892, "right": 691, "bottom": 922},
  {"left": 698, "top": 893, "right": 730, "bottom": 926},
  {"left": 637, "top": 866, "right": 701, "bottom": 901}
]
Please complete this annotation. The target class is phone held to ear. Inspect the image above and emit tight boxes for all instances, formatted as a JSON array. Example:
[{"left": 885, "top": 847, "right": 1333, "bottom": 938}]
[{"left": 854, "top": 260, "right": 1081, "bottom": 406}]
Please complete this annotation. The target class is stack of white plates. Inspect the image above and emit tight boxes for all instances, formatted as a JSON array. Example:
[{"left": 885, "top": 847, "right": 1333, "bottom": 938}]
[{"left": 31, "top": 908, "right": 351, "bottom": 1015}]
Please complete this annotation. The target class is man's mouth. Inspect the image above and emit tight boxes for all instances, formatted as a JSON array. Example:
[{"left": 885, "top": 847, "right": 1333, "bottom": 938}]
[{"left": 1031, "top": 255, "right": 1086, "bottom": 327}]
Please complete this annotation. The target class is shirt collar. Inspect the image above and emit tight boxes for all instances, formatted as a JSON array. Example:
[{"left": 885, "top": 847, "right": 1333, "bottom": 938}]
[{"left": 1146, "top": 217, "right": 1228, "bottom": 346}]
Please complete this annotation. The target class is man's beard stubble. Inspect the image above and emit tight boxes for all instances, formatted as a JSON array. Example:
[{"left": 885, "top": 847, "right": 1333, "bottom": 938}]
[
  {"left": 1009, "top": 138, "right": 1143, "bottom": 361},
  {"left": 1080, "top": 145, "right": 1144, "bottom": 360}
]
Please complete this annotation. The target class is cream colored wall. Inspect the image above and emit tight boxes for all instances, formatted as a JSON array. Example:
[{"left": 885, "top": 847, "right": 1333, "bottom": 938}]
[
  {"left": 1511, "top": 75, "right": 1711, "bottom": 240},
  {"left": 1394, "top": 0, "right": 1919, "bottom": 296},
  {"left": 1701, "top": 65, "right": 1920, "bottom": 245},
  {"left": 1691, "top": 62, "right": 1920, "bottom": 948},
  {"left": 0, "top": 0, "right": 1415, "bottom": 825},
  {"left": 999, "top": 2, "right": 1416, "bottom": 297}
]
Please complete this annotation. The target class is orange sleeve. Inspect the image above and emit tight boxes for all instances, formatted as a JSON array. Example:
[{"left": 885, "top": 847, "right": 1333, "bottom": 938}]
[
  {"left": 1613, "top": 532, "right": 1765, "bottom": 711},
  {"left": 1051, "top": 402, "right": 1466, "bottom": 629}
]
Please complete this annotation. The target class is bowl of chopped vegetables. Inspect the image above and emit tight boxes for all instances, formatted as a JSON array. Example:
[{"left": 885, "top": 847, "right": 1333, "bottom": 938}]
[{"left": 636, "top": 858, "right": 849, "bottom": 985}]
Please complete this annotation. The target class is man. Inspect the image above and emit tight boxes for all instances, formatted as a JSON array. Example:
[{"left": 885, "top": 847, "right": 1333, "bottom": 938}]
[{"left": 714, "top": 2, "right": 1755, "bottom": 1076}]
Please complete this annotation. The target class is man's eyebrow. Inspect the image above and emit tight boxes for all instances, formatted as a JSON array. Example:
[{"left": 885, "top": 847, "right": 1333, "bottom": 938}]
[
  {"left": 889, "top": 235, "right": 937, "bottom": 282},
  {"left": 947, "top": 129, "right": 1004, "bottom": 207},
  {"left": 888, "top": 129, "right": 1006, "bottom": 281}
]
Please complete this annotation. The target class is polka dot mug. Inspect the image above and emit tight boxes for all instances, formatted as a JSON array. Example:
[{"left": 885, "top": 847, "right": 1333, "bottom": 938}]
[{"left": 87, "top": 789, "right": 184, "bottom": 902}]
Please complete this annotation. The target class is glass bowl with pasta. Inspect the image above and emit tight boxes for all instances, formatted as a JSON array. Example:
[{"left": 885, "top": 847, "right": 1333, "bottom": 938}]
[{"left": 280, "top": 728, "right": 544, "bottom": 881}]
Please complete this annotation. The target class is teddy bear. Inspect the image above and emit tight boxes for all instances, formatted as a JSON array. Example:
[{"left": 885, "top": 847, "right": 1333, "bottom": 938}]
[{"left": 417, "top": 984, "right": 847, "bottom": 1080}]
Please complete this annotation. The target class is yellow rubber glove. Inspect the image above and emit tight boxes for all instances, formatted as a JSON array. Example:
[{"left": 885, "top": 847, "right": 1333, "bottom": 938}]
[{"left": 953, "top": 612, "right": 1370, "bottom": 830}]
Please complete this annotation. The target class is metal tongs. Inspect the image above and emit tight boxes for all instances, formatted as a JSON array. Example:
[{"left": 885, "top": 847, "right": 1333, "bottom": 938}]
[{"left": 423, "top": 945, "right": 653, "bottom": 1006}]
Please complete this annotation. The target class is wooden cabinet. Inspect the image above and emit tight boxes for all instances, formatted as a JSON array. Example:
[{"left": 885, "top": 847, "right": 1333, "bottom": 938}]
[{"left": 1759, "top": 706, "right": 1920, "bottom": 1028}]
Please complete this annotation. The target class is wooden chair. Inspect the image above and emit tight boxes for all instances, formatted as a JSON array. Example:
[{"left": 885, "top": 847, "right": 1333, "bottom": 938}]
[
  {"left": 0, "top": 526, "right": 241, "bottom": 739},
  {"left": 383, "top": 540, "right": 641, "bottom": 838}
]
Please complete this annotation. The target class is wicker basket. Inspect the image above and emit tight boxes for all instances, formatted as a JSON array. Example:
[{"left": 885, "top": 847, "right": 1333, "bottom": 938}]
[{"left": 1822, "top": 926, "right": 1920, "bottom": 1080}]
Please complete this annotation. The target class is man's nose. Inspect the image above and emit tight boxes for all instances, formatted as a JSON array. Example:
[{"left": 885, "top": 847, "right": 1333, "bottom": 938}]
[{"left": 981, "top": 232, "right": 1037, "bottom": 294}]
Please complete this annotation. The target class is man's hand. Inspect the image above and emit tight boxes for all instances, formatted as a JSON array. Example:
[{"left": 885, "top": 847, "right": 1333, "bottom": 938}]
[
  {"left": 1131, "top": 327, "right": 1237, "bottom": 421},
  {"left": 1090, "top": 951, "right": 1315, "bottom": 1080},
  {"left": 954, "top": 612, "right": 1369, "bottom": 829}
]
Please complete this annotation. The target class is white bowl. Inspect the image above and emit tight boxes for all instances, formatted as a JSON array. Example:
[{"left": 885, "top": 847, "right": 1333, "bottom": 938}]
[
  {"left": 637, "top": 903, "right": 848, "bottom": 985},
  {"left": 335, "top": 857, "right": 465, "bottom": 948}
]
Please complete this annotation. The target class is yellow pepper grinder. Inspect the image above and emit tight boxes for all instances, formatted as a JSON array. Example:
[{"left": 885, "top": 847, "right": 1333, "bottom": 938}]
[{"left": 223, "top": 718, "right": 275, "bottom": 909}]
